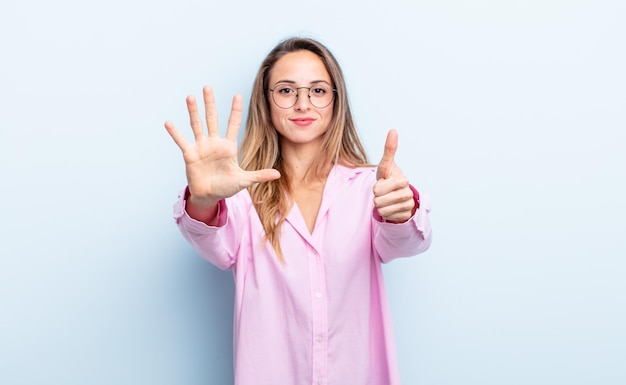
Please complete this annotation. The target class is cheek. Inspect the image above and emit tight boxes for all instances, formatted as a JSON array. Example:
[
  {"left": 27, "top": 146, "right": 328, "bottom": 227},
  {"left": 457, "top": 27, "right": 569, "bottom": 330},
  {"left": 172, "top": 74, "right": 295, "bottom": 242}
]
[
  {"left": 269, "top": 108, "right": 285, "bottom": 133},
  {"left": 270, "top": 110, "right": 285, "bottom": 135},
  {"left": 321, "top": 106, "right": 334, "bottom": 126}
]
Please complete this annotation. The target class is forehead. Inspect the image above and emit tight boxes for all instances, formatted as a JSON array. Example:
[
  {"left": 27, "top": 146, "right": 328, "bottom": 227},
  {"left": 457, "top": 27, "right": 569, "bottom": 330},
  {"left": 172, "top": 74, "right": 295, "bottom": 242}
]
[{"left": 269, "top": 50, "right": 331, "bottom": 85}]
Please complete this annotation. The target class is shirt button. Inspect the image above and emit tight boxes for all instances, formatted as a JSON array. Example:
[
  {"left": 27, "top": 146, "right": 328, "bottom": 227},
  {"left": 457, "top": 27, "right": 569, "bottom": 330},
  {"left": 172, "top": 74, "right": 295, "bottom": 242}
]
[
  {"left": 315, "top": 292, "right": 322, "bottom": 299},
  {"left": 316, "top": 334, "right": 324, "bottom": 343}
]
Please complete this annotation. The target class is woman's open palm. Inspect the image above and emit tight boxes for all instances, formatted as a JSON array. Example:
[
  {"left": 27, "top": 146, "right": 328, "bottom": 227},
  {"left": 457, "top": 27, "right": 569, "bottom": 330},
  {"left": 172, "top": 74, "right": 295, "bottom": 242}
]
[{"left": 165, "top": 86, "right": 280, "bottom": 207}]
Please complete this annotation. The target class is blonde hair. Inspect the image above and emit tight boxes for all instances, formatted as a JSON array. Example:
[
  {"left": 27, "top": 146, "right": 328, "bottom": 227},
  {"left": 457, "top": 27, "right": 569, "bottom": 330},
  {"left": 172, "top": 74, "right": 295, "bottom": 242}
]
[{"left": 239, "top": 37, "right": 369, "bottom": 262}]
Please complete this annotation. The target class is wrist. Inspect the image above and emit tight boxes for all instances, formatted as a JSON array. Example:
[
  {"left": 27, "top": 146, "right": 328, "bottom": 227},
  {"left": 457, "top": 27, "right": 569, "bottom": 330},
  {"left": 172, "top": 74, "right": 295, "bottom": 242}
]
[
  {"left": 185, "top": 187, "right": 219, "bottom": 208},
  {"left": 183, "top": 187, "right": 222, "bottom": 225}
]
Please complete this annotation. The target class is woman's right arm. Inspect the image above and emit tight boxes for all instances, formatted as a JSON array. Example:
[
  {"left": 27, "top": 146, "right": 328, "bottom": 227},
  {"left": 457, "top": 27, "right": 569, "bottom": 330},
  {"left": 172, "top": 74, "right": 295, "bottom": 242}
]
[{"left": 165, "top": 86, "right": 280, "bottom": 267}]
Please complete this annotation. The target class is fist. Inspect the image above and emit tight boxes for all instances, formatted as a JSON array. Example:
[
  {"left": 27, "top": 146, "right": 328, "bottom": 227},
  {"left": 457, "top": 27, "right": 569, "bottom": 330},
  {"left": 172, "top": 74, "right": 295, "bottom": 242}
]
[{"left": 373, "top": 130, "right": 417, "bottom": 223}]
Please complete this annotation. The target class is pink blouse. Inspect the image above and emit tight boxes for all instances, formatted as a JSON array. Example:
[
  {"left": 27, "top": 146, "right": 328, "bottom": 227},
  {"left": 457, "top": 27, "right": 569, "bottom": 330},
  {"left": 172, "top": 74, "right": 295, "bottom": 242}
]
[{"left": 173, "top": 164, "right": 432, "bottom": 385}]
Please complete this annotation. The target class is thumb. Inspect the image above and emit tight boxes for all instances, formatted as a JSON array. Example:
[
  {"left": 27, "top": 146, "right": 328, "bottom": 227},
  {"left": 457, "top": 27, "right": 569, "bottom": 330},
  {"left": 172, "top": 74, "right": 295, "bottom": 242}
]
[
  {"left": 241, "top": 168, "right": 281, "bottom": 187},
  {"left": 376, "top": 129, "right": 398, "bottom": 180}
]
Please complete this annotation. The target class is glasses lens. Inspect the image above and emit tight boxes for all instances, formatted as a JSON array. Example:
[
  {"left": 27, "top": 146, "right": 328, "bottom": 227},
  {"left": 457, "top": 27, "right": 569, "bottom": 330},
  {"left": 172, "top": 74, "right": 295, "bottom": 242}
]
[
  {"left": 272, "top": 85, "right": 297, "bottom": 109},
  {"left": 271, "top": 84, "right": 335, "bottom": 109},
  {"left": 309, "top": 84, "right": 334, "bottom": 108}
]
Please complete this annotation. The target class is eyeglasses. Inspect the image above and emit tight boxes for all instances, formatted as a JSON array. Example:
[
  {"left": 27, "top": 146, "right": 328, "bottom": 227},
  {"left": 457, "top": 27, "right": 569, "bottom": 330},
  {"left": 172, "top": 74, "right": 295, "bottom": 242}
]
[{"left": 268, "top": 83, "right": 337, "bottom": 109}]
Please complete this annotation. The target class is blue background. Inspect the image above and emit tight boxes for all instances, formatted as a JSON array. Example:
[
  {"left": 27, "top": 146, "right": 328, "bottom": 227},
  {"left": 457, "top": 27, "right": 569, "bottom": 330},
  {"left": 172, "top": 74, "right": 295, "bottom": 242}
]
[{"left": 1, "top": 0, "right": 624, "bottom": 384}]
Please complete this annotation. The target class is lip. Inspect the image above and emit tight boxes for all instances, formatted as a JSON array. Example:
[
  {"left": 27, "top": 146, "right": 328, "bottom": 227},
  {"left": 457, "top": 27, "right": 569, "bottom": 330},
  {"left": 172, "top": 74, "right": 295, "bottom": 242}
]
[{"left": 290, "top": 117, "right": 315, "bottom": 127}]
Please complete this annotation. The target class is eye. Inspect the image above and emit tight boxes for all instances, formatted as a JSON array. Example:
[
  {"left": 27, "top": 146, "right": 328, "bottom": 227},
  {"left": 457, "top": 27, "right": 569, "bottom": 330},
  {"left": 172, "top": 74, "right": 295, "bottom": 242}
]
[
  {"left": 311, "top": 86, "right": 328, "bottom": 96},
  {"left": 276, "top": 86, "right": 295, "bottom": 95}
]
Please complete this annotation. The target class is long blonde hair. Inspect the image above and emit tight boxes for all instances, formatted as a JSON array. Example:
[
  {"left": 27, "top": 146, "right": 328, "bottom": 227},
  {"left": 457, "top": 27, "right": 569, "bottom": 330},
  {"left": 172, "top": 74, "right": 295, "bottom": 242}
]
[{"left": 239, "top": 37, "right": 369, "bottom": 262}]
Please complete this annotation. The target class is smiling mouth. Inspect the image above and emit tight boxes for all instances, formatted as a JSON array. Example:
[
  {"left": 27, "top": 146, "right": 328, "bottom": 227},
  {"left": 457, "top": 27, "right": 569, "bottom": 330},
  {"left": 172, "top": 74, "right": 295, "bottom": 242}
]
[{"left": 291, "top": 118, "right": 315, "bottom": 126}]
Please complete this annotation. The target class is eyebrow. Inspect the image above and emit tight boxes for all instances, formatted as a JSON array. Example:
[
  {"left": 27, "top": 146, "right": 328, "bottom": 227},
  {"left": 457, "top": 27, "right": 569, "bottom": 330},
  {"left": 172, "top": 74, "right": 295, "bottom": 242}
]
[{"left": 272, "top": 80, "right": 332, "bottom": 86}]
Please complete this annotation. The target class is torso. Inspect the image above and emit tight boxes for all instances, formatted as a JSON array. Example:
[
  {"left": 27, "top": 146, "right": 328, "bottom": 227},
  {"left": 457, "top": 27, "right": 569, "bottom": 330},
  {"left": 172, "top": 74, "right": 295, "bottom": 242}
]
[{"left": 291, "top": 178, "right": 326, "bottom": 234}]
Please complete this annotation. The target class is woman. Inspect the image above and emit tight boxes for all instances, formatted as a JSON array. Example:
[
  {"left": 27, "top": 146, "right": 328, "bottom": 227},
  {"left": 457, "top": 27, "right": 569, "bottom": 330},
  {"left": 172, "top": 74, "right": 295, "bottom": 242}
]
[{"left": 165, "top": 37, "right": 432, "bottom": 385}]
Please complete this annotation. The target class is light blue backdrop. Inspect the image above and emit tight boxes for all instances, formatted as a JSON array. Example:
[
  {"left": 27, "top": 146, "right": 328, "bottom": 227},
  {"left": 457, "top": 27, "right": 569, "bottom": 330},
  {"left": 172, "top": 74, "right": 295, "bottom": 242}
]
[{"left": 1, "top": 0, "right": 624, "bottom": 384}]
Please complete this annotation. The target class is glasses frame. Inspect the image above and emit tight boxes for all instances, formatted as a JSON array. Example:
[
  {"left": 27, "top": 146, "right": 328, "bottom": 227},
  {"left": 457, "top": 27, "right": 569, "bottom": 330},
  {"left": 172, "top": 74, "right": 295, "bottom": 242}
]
[{"left": 267, "top": 84, "right": 337, "bottom": 109}]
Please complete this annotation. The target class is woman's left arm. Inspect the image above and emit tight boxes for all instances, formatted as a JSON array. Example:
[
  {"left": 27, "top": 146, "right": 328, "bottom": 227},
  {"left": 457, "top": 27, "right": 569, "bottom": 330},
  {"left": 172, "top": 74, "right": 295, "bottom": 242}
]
[{"left": 372, "top": 130, "right": 433, "bottom": 261}]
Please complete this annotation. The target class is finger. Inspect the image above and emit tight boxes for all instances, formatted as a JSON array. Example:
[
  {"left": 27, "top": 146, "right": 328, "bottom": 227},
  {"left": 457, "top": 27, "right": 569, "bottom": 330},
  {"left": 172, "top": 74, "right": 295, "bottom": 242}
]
[
  {"left": 377, "top": 205, "right": 413, "bottom": 223},
  {"left": 373, "top": 187, "right": 413, "bottom": 208},
  {"left": 240, "top": 168, "right": 281, "bottom": 187},
  {"left": 203, "top": 86, "right": 219, "bottom": 137},
  {"left": 377, "top": 129, "right": 398, "bottom": 180},
  {"left": 375, "top": 195, "right": 415, "bottom": 222},
  {"left": 225, "top": 94, "right": 243, "bottom": 142},
  {"left": 186, "top": 94, "right": 204, "bottom": 141},
  {"left": 164, "top": 121, "right": 189, "bottom": 151},
  {"left": 372, "top": 176, "right": 410, "bottom": 197}
]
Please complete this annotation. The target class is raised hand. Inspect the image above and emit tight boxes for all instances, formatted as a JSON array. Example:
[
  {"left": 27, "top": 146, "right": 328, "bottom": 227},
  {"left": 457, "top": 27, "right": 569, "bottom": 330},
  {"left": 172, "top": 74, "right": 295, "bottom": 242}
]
[
  {"left": 165, "top": 86, "right": 281, "bottom": 218},
  {"left": 373, "top": 130, "right": 416, "bottom": 223}
]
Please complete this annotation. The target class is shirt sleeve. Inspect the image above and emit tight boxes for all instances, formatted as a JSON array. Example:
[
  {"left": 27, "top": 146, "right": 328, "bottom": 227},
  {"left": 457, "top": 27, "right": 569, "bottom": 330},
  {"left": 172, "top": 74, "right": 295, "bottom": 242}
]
[
  {"left": 372, "top": 185, "right": 433, "bottom": 263},
  {"left": 172, "top": 187, "right": 239, "bottom": 270}
]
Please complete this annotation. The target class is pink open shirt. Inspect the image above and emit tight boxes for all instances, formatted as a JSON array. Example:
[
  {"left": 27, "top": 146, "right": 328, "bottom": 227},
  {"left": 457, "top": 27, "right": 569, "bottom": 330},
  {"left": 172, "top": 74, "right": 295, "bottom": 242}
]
[{"left": 173, "top": 164, "right": 432, "bottom": 385}]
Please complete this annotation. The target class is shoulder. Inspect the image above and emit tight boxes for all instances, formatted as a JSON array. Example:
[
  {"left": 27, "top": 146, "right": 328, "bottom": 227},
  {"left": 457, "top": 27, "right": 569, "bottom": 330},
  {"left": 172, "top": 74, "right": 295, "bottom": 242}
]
[
  {"left": 332, "top": 164, "right": 377, "bottom": 190},
  {"left": 333, "top": 163, "right": 376, "bottom": 181},
  {"left": 225, "top": 188, "right": 254, "bottom": 211},
  {"left": 326, "top": 164, "right": 377, "bottom": 195}
]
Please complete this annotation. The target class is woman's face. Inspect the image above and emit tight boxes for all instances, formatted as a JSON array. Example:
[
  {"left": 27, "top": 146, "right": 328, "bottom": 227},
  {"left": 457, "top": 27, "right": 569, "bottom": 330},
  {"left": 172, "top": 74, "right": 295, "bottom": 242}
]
[{"left": 267, "top": 50, "right": 334, "bottom": 150}]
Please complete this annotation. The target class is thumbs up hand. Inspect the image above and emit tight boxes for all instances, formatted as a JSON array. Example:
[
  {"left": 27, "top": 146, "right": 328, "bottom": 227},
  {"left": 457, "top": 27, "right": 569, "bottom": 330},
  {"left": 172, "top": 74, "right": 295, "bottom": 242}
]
[{"left": 373, "top": 130, "right": 417, "bottom": 223}]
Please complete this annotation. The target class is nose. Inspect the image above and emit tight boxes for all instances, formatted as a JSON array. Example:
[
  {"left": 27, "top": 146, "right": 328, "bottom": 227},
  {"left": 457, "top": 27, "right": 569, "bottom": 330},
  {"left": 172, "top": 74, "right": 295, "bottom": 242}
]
[{"left": 294, "top": 87, "right": 312, "bottom": 111}]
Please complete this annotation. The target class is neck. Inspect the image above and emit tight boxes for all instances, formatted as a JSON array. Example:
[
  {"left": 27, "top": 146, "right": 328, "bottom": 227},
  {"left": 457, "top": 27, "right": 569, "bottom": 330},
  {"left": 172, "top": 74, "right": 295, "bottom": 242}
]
[
  {"left": 281, "top": 142, "right": 317, "bottom": 179},
  {"left": 284, "top": 159, "right": 330, "bottom": 185}
]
